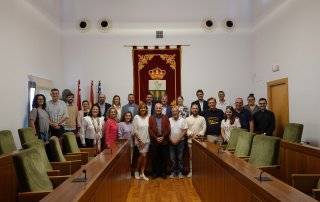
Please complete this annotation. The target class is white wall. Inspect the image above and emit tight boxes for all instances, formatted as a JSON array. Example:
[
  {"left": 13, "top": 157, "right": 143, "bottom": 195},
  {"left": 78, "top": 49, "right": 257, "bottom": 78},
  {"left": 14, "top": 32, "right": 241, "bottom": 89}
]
[
  {"left": 63, "top": 29, "right": 253, "bottom": 107},
  {"left": 0, "top": 0, "right": 63, "bottom": 147},
  {"left": 253, "top": 0, "right": 320, "bottom": 145}
]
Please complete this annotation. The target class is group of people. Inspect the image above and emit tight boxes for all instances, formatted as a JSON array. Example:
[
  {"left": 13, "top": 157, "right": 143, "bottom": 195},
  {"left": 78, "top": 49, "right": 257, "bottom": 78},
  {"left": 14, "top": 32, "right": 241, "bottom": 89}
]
[{"left": 29, "top": 88, "right": 275, "bottom": 181}]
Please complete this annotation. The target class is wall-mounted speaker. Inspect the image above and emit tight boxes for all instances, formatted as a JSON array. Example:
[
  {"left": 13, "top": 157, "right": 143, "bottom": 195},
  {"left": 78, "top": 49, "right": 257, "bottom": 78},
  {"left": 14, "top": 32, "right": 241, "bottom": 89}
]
[
  {"left": 156, "top": 30, "right": 163, "bottom": 39},
  {"left": 223, "top": 19, "right": 235, "bottom": 31},
  {"left": 202, "top": 17, "right": 216, "bottom": 31},
  {"left": 78, "top": 19, "right": 90, "bottom": 32},
  {"left": 98, "top": 18, "right": 112, "bottom": 32}
]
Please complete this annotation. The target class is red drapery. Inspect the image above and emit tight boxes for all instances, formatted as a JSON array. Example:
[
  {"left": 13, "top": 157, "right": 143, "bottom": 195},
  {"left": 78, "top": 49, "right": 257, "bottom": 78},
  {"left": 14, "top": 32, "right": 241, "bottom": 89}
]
[{"left": 132, "top": 46, "right": 181, "bottom": 104}]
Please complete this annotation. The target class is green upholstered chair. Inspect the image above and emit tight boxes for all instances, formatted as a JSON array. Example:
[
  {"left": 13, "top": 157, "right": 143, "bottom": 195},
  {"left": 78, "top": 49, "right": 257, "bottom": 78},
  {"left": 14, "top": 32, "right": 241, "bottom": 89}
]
[
  {"left": 225, "top": 128, "right": 247, "bottom": 151},
  {"left": 0, "top": 130, "right": 17, "bottom": 155},
  {"left": 282, "top": 123, "right": 304, "bottom": 143},
  {"left": 22, "top": 140, "right": 71, "bottom": 175},
  {"left": 234, "top": 131, "right": 255, "bottom": 157},
  {"left": 63, "top": 132, "right": 97, "bottom": 165},
  {"left": 49, "top": 136, "right": 82, "bottom": 173},
  {"left": 248, "top": 135, "right": 280, "bottom": 167},
  {"left": 292, "top": 174, "right": 320, "bottom": 200},
  {"left": 12, "top": 148, "right": 70, "bottom": 201},
  {"left": 18, "top": 127, "right": 37, "bottom": 145}
]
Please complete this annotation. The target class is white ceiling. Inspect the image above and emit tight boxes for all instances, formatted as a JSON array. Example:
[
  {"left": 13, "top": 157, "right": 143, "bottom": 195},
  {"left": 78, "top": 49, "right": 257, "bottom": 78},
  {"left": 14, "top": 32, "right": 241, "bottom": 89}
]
[{"left": 25, "top": 0, "right": 288, "bottom": 29}]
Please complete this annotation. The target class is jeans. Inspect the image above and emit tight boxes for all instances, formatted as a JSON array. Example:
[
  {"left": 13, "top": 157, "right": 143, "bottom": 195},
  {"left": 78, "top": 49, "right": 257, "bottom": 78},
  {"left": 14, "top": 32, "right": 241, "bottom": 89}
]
[
  {"left": 38, "top": 132, "right": 49, "bottom": 142},
  {"left": 169, "top": 139, "right": 185, "bottom": 174}
]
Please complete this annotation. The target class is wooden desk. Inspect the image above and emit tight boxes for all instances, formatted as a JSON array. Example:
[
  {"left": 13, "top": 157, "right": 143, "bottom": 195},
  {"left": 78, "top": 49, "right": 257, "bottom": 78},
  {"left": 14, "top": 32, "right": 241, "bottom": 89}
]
[
  {"left": 41, "top": 141, "right": 131, "bottom": 202},
  {"left": 0, "top": 153, "right": 18, "bottom": 202},
  {"left": 192, "top": 139, "right": 316, "bottom": 202},
  {"left": 280, "top": 141, "right": 320, "bottom": 184}
]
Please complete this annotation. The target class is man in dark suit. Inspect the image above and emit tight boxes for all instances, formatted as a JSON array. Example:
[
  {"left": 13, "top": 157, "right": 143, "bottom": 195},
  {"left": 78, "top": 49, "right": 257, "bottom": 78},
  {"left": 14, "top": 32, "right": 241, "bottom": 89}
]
[
  {"left": 97, "top": 94, "right": 111, "bottom": 118},
  {"left": 191, "top": 89, "right": 208, "bottom": 115},
  {"left": 161, "top": 95, "right": 172, "bottom": 118},
  {"left": 146, "top": 93, "right": 155, "bottom": 116}
]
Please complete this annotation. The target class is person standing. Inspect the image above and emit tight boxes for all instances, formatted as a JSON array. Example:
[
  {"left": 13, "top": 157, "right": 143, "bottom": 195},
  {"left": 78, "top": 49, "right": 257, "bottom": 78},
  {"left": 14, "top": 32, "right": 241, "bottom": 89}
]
[
  {"left": 253, "top": 98, "right": 275, "bottom": 136},
  {"left": 149, "top": 103, "right": 171, "bottom": 179},
  {"left": 46, "top": 89, "right": 68, "bottom": 137},
  {"left": 161, "top": 95, "right": 172, "bottom": 118},
  {"left": 203, "top": 97, "right": 224, "bottom": 142},
  {"left": 132, "top": 103, "right": 150, "bottom": 181},
  {"left": 29, "top": 94, "right": 50, "bottom": 142},
  {"left": 77, "top": 100, "right": 90, "bottom": 130},
  {"left": 112, "top": 95, "right": 122, "bottom": 121},
  {"left": 169, "top": 106, "right": 188, "bottom": 179},
  {"left": 79, "top": 104, "right": 104, "bottom": 152},
  {"left": 244, "top": 94, "right": 259, "bottom": 115},
  {"left": 97, "top": 94, "right": 111, "bottom": 118},
  {"left": 234, "top": 98, "right": 254, "bottom": 132},
  {"left": 104, "top": 107, "right": 119, "bottom": 148},
  {"left": 122, "top": 94, "right": 138, "bottom": 117},
  {"left": 221, "top": 106, "right": 241, "bottom": 142},
  {"left": 177, "top": 96, "right": 189, "bottom": 118},
  {"left": 191, "top": 89, "right": 208, "bottom": 115},
  {"left": 145, "top": 93, "right": 155, "bottom": 116},
  {"left": 216, "top": 91, "right": 230, "bottom": 112},
  {"left": 186, "top": 104, "right": 206, "bottom": 177},
  {"left": 64, "top": 92, "right": 79, "bottom": 134}
]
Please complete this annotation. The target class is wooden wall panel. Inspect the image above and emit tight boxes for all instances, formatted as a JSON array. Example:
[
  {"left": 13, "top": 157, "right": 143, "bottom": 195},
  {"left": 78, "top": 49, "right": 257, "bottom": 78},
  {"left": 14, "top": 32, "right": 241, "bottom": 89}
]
[{"left": 0, "top": 154, "right": 17, "bottom": 202}]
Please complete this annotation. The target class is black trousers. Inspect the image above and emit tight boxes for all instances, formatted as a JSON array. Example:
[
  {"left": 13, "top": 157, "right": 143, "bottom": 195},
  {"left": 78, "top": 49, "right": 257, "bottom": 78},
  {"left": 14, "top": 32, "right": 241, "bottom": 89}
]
[{"left": 150, "top": 143, "right": 169, "bottom": 176}]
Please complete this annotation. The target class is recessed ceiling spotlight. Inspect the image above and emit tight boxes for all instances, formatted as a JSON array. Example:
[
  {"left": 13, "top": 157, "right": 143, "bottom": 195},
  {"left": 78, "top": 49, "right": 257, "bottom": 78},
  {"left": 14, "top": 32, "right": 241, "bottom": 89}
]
[
  {"left": 98, "top": 18, "right": 112, "bottom": 32},
  {"left": 78, "top": 18, "right": 90, "bottom": 32},
  {"left": 223, "top": 18, "right": 236, "bottom": 31},
  {"left": 202, "top": 17, "right": 216, "bottom": 31}
]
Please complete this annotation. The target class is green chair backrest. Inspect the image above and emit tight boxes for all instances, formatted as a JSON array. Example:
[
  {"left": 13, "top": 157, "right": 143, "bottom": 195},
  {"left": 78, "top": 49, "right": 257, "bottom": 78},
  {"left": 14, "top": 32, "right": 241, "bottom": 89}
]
[
  {"left": 49, "top": 136, "right": 66, "bottom": 162},
  {"left": 282, "top": 123, "right": 304, "bottom": 143},
  {"left": 13, "top": 148, "right": 53, "bottom": 192},
  {"left": 22, "top": 140, "right": 53, "bottom": 170},
  {"left": 18, "top": 127, "right": 37, "bottom": 145},
  {"left": 0, "top": 130, "right": 17, "bottom": 155},
  {"left": 226, "top": 128, "right": 247, "bottom": 150},
  {"left": 63, "top": 132, "right": 80, "bottom": 153},
  {"left": 234, "top": 131, "right": 255, "bottom": 157},
  {"left": 248, "top": 135, "right": 280, "bottom": 167}
]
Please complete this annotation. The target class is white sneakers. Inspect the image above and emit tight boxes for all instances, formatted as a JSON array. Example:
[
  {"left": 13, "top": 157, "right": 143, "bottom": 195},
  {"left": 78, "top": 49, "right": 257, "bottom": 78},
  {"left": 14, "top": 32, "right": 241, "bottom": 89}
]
[{"left": 134, "top": 171, "right": 149, "bottom": 181}]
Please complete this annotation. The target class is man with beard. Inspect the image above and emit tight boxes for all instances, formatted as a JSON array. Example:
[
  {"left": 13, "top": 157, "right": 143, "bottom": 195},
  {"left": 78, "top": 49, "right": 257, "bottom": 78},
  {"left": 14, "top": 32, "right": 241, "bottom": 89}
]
[
  {"left": 191, "top": 89, "right": 208, "bottom": 115},
  {"left": 97, "top": 94, "right": 111, "bottom": 118},
  {"left": 64, "top": 92, "right": 79, "bottom": 135}
]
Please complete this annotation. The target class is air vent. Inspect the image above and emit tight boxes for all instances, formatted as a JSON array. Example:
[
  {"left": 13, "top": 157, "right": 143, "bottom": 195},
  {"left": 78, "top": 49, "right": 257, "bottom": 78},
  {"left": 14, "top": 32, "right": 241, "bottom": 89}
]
[{"left": 156, "top": 30, "right": 164, "bottom": 39}]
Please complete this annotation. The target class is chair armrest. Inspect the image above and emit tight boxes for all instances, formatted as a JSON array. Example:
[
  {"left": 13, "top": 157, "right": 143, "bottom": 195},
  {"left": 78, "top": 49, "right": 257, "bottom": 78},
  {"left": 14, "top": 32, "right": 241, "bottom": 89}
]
[
  {"left": 80, "top": 147, "right": 97, "bottom": 157},
  {"left": 64, "top": 154, "right": 82, "bottom": 161},
  {"left": 51, "top": 161, "right": 71, "bottom": 175},
  {"left": 312, "top": 189, "right": 320, "bottom": 200},
  {"left": 18, "top": 191, "right": 51, "bottom": 202},
  {"left": 291, "top": 174, "right": 320, "bottom": 194},
  {"left": 47, "top": 170, "right": 60, "bottom": 176},
  {"left": 67, "top": 152, "right": 89, "bottom": 165},
  {"left": 70, "top": 160, "right": 82, "bottom": 173},
  {"left": 49, "top": 175, "right": 71, "bottom": 188}
]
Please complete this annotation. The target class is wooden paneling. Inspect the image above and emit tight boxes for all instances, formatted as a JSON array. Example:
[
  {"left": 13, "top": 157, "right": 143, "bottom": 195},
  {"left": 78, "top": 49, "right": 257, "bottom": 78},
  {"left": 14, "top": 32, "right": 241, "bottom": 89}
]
[
  {"left": 41, "top": 141, "right": 131, "bottom": 202},
  {"left": 0, "top": 153, "right": 17, "bottom": 202},
  {"left": 267, "top": 78, "right": 289, "bottom": 137},
  {"left": 192, "top": 139, "right": 316, "bottom": 202},
  {"left": 280, "top": 141, "right": 320, "bottom": 184}
]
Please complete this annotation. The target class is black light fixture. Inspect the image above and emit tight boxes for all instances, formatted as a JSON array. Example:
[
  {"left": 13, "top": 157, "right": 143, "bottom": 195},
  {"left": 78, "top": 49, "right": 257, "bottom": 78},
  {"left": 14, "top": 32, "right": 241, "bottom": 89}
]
[
  {"left": 98, "top": 18, "right": 112, "bottom": 32},
  {"left": 224, "top": 18, "right": 235, "bottom": 31},
  {"left": 78, "top": 19, "right": 90, "bottom": 32},
  {"left": 202, "top": 17, "right": 216, "bottom": 31}
]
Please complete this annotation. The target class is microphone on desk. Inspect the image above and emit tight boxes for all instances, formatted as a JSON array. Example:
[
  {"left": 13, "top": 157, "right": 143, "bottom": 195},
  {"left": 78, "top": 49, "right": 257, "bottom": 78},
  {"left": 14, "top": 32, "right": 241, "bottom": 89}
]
[
  {"left": 259, "top": 171, "right": 264, "bottom": 181},
  {"left": 83, "top": 169, "right": 87, "bottom": 180}
]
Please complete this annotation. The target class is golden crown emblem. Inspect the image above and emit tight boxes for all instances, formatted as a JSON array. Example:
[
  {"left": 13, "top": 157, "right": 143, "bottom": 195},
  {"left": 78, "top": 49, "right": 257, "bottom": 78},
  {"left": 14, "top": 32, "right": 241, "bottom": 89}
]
[{"left": 148, "top": 67, "right": 166, "bottom": 80}]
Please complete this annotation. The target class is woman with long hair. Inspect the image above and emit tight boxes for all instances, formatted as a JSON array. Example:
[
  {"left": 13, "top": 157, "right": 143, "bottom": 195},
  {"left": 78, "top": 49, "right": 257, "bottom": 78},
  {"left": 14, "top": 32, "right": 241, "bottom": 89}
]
[
  {"left": 79, "top": 104, "right": 104, "bottom": 152},
  {"left": 29, "top": 94, "right": 50, "bottom": 142},
  {"left": 132, "top": 102, "right": 150, "bottom": 181},
  {"left": 244, "top": 93, "right": 259, "bottom": 115},
  {"left": 112, "top": 95, "right": 122, "bottom": 121},
  {"left": 221, "top": 106, "right": 241, "bottom": 142},
  {"left": 104, "top": 107, "right": 119, "bottom": 148},
  {"left": 176, "top": 96, "right": 189, "bottom": 118}
]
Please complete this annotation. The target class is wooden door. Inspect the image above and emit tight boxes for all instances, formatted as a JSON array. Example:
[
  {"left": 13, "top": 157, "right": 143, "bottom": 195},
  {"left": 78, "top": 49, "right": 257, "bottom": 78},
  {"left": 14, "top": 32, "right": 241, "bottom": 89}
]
[{"left": 267, "top": 78, "right": 289, "bottom": 137}]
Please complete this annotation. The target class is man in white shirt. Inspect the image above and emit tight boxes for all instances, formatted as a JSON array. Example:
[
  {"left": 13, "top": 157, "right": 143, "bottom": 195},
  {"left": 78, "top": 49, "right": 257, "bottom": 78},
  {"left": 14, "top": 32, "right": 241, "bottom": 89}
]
[
  {"left": 169, "top": 106, "right": 188, "bottom": 179},
  {"left": 216, "top": 90, "right": 230, "bottom": 112},
  {"left": 186, "top": 103, "right": 206, "bottom": 177}
]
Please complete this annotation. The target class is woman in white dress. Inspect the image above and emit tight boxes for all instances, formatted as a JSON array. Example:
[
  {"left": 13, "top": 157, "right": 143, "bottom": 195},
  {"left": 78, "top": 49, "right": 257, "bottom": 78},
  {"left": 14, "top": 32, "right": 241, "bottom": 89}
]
[
  {"left": 79, "top": 104, "right": 105, "bottom": 153},
  {"left": 221, "top": 106, "right": 241, "bottom": 142},
  {"left": 132, "top": 102, "right": 150, "bottom": 181}
]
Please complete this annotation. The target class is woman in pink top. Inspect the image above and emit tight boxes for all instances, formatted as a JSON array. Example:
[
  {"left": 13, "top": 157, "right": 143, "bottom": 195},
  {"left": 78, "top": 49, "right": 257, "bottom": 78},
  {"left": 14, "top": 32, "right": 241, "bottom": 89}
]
[{"left": 105, "top": 107, "right": 119, "bottom": 148}]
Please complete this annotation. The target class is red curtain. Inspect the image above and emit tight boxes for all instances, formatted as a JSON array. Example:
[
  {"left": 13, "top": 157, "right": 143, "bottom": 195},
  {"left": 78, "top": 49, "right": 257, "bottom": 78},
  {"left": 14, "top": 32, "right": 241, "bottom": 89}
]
[{"left": 132, "top": 47, "right": 181, "bottom": 104}]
